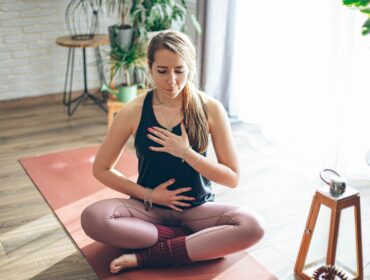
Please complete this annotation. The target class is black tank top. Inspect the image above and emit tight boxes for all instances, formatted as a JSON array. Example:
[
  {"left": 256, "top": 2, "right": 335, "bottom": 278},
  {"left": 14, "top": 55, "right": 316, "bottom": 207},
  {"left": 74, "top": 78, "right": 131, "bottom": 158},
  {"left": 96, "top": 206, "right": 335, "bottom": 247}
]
[{"left": 134, "top": 90, "right": 215, "bottom": 209}]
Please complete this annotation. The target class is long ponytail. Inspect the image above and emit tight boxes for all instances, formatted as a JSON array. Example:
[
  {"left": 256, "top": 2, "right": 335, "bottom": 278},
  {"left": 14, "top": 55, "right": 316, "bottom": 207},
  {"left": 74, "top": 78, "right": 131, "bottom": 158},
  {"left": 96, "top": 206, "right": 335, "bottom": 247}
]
[{"left": 182, "top": 83, "right": 208, "bottom": 153}]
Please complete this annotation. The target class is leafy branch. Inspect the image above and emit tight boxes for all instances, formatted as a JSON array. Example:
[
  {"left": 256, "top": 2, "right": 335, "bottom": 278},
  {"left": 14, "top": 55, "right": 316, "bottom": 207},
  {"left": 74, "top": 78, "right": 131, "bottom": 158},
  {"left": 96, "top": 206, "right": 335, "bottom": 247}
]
[{"left": 343, "top": 0, "right": 370, "bottom": 35}]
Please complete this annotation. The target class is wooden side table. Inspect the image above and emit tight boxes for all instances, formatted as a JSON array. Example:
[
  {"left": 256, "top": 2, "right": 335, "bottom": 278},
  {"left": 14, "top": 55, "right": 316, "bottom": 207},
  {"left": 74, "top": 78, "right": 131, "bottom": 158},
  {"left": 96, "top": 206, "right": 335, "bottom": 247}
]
[
  {"left": 294, "top": 186, "right": 363, "bottom": 279},
  {"left": 107, "top": 88, "right": 147, "bottom": 130},
  {"left": 56, "top": 34, "right": 109, "bottom": 116}
]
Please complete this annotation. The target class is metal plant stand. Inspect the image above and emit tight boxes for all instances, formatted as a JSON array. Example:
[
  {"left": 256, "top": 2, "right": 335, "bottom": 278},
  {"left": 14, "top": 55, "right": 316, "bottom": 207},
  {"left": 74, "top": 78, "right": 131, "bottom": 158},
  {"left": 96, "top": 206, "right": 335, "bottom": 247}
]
[{"left": 56, "top": 35, "right": 109, "bottom": 116}]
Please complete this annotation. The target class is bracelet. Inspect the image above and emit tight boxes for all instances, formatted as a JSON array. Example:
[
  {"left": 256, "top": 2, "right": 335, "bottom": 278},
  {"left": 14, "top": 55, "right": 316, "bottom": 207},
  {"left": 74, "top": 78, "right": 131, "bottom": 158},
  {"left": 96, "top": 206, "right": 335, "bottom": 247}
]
[
  {"left": 191, "top": 154, "right": 201, "bottom": 168},
  {"left": 144, "top": 188, "right": 153, "bottom": 211},
  {"left": 181, "top": 146, "right": 192, "bottom": 162},
  {"left": 144, "top": 189, "right": 151, "bottom": 211},
  {"left": 144, "top": 188, "right": 148, "bottom": 210},
  {"left": 148, "top": 189, "right": 153, "bottom": 208}
]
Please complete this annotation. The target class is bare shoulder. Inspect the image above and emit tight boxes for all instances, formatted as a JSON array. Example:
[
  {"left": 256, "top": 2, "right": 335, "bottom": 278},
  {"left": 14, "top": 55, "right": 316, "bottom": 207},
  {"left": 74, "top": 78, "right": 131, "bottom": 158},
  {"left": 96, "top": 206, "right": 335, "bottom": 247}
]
[
  {"left": 113, "top": 91, "right": 148, "bottom": 135},
  {"left": 198, "top": 90, "right": 223, "bottom": 112},
  {"left": 198, "top": 91, "right": 226, "bottom": 133}
]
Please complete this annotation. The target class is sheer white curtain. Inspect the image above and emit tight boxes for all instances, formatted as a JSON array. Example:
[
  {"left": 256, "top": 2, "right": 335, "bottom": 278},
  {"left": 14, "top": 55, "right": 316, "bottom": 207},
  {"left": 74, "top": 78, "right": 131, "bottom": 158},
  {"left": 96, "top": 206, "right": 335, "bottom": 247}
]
[{"left": 234, "top": 0, "right": 370, "bottom": 179}]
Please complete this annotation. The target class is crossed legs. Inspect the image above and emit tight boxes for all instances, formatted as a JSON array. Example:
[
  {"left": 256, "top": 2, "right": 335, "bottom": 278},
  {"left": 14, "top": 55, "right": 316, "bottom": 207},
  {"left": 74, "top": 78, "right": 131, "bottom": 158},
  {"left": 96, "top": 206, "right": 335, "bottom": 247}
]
[{"left": 81, "top": 198, "right": 264, "bottom": 273}]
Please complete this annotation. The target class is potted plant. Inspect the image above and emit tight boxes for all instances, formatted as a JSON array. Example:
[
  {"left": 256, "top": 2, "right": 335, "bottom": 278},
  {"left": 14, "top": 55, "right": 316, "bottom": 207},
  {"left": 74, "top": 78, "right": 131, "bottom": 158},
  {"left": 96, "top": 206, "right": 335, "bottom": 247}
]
[
  {"left": 102, "top": 38, "right": 147, "bottom": 103},
  {"left": 100, "top": 0, "right": 143, "bottom": 49},
  {"left": 132, "top": 0, "right": 202, "bottom": 40},
  {"left": 342, "top": 0, "right": 370, "bottom": 35}
]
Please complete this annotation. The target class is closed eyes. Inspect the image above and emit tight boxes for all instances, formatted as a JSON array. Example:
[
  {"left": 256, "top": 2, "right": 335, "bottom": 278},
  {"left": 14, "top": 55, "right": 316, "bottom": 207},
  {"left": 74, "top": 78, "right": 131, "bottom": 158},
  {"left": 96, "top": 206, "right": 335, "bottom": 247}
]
[{"left": 157, "top": 70, "right": 184, "bottom": 74}]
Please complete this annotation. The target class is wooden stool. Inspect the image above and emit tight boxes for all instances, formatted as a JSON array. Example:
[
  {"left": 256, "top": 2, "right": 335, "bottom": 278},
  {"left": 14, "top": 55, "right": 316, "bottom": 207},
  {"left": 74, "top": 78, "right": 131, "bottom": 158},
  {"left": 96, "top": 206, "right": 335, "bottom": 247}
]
[
  {"left": 294, "top": 186, "right": 363, "bottom": 279},
  {"left": 107, "top": 98, "right": 124, "bottom": 130},
  {"left": 107, "top": 88, "right": 147, "bottom": 130}
]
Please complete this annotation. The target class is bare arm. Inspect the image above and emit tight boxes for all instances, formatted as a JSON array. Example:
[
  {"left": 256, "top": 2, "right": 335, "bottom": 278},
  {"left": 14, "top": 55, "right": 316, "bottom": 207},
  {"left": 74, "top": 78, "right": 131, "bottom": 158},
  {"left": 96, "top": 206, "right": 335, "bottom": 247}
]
[
  {"left": 92, "top": 100, "right": 148, "bottom": 199},
  {"left": 183, "top": 98, "right": 240, "bottom": 188}
]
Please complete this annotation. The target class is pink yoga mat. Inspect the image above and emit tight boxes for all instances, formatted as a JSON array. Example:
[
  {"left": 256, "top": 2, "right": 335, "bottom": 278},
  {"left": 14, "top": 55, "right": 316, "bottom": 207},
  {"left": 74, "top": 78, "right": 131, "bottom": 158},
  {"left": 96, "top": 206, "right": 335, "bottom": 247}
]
[{"left": 19, "top": 146, "right": 277, "bottom": 280}]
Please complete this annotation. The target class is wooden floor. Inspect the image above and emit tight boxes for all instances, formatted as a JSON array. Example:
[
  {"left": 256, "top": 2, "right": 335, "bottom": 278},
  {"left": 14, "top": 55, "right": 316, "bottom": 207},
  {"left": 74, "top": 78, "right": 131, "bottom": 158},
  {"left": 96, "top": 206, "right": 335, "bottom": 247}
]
[{"left": 0, "top": 100, "right": 369, "bottom": 279}]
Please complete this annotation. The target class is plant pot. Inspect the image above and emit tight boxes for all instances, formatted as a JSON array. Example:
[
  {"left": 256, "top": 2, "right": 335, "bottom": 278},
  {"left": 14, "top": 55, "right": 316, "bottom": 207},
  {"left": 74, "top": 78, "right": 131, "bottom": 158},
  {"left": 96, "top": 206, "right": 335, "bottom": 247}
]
[
  {"left": 108, "top": 24, "right": 133, "bottom": 50},
  {"left": 117, "top": 84, "right": 138, "bottom": 103}
]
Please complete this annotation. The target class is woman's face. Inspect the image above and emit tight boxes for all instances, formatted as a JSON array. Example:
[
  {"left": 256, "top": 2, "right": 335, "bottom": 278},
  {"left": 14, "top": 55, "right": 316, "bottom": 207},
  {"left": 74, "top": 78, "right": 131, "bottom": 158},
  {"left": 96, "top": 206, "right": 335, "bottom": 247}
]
[{"left": 150, "top": 48, "right": 189, "bottom": 99}]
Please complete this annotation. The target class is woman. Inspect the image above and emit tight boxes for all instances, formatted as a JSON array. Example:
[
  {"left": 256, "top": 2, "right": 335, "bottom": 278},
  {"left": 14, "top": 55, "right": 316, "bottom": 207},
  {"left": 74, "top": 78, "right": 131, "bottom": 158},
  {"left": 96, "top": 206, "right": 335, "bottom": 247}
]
[{"left": 81, "top": 30, "right": 264, "bottom": 274}]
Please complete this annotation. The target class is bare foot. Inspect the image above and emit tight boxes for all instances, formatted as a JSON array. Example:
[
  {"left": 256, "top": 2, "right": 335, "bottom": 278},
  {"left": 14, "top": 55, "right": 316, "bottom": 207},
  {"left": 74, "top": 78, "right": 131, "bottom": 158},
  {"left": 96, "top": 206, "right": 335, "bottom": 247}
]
[{"left": 110, "top": 253, "right": 138, "bottom": 273}]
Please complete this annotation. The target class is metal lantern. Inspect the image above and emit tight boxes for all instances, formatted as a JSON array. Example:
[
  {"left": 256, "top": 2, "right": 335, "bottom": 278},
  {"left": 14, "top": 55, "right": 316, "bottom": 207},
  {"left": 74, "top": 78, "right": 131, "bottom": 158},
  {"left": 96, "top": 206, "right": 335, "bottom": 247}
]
[
  {"left": 294, "top": 184, "right": 363, "bottom": 280},
  {"left": 65, "top": 0, "right": 99, "bottom": 40}
]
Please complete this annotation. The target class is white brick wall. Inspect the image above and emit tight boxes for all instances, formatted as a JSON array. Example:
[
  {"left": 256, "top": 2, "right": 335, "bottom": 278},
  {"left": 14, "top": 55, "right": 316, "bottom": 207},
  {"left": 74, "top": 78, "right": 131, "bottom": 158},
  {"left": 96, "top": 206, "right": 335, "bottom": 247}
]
[
  {"left": 0, "top": 0, "right": 197, "bottom": 101},
  {"left": 0, "top": 0, "right": 116, "bottom": 101}
]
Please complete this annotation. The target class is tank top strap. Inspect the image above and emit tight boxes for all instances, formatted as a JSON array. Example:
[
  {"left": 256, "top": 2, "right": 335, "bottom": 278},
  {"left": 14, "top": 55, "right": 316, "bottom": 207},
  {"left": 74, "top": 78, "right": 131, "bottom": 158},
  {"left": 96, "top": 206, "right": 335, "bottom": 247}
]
[{"left": 141, "top": 89, "right": 154, "bottom": 121}]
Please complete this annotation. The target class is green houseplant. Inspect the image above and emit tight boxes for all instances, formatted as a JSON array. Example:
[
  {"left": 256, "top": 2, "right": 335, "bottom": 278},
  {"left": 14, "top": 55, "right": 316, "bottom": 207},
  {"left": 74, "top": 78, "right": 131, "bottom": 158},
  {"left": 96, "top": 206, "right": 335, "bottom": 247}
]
[
  {"left": 73, "top": 0, "right": 143, "bottom": 48},
  {"left": 104, "top": 0, "right": 144, "bottom": 49},
  {"left": 132, "top": 0, "right": 201, "bottom": 38},
  {"left": 102, "top": 38, "right": 147, "bottom": 102},
  {"left": 72, "top": 0, "right": 147, "bottom": 102},
  {"left": 342, "top": 0, "right": 370, "bottom": 35}
]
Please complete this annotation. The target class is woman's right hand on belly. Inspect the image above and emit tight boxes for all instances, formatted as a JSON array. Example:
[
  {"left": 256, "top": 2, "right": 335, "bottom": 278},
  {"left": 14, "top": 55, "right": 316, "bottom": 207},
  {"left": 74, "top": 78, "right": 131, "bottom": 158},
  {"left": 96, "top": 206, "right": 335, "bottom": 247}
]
[{"left": 152, "top": 178, "right": 196, "bottom": 212}]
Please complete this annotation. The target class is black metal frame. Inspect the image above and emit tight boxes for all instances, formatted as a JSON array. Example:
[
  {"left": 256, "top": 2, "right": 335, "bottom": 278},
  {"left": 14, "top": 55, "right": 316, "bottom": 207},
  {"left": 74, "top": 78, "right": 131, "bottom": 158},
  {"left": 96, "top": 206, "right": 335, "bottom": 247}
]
[{"left": 63, "top": 46, "right": 108, "bottom": 116}]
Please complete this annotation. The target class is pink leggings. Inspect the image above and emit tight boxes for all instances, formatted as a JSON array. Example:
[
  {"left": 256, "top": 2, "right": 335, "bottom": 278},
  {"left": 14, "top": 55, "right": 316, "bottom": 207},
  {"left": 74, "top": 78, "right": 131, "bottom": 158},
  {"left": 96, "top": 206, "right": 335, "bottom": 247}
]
[{"left": 81, "top": 197, "right": 265, "bottom": 262}]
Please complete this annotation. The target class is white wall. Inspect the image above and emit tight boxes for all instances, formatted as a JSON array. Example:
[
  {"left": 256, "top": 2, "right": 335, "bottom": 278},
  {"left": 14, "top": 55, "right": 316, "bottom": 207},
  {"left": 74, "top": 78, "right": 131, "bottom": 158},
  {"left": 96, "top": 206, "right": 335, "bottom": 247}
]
[
  {"left": 0, "top": 0, "right": 198, "bottom": 102},
  {"left": 0, "top": 0, "right": 114, "bottom": 101}
]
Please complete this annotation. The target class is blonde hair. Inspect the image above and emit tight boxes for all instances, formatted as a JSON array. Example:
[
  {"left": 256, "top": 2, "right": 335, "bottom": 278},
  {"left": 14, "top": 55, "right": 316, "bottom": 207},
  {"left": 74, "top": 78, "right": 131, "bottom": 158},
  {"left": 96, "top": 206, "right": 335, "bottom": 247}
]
[{"left": 147, "top": 30, "right": 209, "bottom": 153}]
